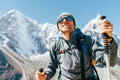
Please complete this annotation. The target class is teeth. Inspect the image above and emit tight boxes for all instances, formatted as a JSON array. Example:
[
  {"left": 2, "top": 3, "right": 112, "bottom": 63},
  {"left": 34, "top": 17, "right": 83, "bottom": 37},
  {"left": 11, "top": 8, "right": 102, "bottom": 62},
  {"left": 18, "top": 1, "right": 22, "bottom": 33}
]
[{"left": 107, "top": 26, "right": 112, "bottom": 29}]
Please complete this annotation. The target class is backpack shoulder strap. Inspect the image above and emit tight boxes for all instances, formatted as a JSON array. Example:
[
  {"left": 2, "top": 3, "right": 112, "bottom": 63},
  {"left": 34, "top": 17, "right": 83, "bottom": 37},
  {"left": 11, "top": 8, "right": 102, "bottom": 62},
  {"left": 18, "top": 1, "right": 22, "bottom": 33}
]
[
  {"left": 75, "top": 28, "right": 92, "bottom": 57},
  {"left": 54, "top": 38, "right": 63, "bottom": 79},
  {"left": 76, "top": 29, "right": 100, "bottom": 80},
  {"left": 84, "top": 35, "right": 100, "bottom": 80},
  {"left": 84, "top": 35, "right": 93, "bottom": 57}
]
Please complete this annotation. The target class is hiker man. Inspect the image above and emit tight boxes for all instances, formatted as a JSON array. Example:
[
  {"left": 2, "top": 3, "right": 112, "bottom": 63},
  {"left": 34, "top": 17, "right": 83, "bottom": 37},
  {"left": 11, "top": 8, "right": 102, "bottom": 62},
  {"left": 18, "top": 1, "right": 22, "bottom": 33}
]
[{"left": 35, "top": 12, "right": 118, "bottom": 80}]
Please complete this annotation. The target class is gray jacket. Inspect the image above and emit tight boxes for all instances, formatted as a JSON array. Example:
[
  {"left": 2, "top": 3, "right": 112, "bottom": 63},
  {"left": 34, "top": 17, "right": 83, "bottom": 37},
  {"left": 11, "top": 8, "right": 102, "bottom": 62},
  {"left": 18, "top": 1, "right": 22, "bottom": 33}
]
[{"left": 45, "top": 30, "right": 118, "bottom": 80}]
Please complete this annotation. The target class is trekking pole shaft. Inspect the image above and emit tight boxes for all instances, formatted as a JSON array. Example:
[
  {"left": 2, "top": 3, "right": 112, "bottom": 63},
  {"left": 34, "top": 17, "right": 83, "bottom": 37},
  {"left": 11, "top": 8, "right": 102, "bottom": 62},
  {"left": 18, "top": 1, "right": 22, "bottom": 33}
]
[
  {"left": 106, "top": 54, "right": 111, "bottom": 80},
  {"left": 102, "top": 33, "right": 111, "bottom": 80}
]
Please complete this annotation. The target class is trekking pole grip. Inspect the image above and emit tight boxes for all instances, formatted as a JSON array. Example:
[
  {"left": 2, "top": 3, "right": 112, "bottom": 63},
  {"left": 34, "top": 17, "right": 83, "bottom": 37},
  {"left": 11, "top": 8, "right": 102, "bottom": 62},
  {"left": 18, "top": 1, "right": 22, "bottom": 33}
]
[{"left": 99, "top": 16, "right": 109, "bottom": 52}]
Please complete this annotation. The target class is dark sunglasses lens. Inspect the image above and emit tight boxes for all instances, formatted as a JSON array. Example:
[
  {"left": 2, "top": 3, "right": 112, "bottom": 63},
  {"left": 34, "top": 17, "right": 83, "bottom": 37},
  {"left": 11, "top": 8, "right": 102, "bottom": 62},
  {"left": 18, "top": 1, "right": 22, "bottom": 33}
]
[
  {"left": 57, "top": 18, "right": 64, "bottom": 23},
  {"left": 57, "top": 16, "right": 73, "bottom": 23},
  {"left": 65, "top": 17, "right": 73, "bottom": 21}
]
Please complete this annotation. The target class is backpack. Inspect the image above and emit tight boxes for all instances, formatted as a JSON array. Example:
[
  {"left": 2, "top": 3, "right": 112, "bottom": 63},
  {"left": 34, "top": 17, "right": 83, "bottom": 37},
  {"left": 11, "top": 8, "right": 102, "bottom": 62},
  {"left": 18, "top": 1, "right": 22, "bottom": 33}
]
[{"left": 54, "top": 28, "right": 100, "bottom": 80}]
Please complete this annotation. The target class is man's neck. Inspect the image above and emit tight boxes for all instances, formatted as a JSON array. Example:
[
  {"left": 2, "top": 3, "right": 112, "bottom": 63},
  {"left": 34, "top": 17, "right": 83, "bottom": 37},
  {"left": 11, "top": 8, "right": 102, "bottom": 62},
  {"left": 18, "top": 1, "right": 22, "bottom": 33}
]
[{"left": 62, "top": 32, "right": 70, "bottom": 41}]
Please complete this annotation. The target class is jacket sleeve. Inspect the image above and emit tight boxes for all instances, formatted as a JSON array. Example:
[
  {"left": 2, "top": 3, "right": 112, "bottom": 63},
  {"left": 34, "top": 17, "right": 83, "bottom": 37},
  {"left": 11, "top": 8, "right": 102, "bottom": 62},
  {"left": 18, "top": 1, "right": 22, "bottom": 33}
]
[
  {"left": 92, "top": 37, "right": 118, "bottom": 67},
  {"left": 45, "top": 41, "right": 58, "bottom": 80},
  {"left": 108, "top": 37, "right": 118, "bottom": 66}
]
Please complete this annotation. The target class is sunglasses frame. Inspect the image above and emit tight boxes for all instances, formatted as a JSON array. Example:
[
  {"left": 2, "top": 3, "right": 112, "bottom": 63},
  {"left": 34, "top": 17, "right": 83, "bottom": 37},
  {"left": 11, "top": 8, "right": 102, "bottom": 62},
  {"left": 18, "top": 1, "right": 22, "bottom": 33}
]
[{"left": 57, "top": 16, "right": 73, "bottom": 23}]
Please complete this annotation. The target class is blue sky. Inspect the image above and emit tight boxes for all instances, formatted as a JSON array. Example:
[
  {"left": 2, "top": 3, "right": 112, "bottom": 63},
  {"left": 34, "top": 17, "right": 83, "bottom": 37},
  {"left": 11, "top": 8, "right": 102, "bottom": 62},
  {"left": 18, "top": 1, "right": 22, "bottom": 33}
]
[{"left": 0, "top": 0, "right": 120, "bottom": 35}]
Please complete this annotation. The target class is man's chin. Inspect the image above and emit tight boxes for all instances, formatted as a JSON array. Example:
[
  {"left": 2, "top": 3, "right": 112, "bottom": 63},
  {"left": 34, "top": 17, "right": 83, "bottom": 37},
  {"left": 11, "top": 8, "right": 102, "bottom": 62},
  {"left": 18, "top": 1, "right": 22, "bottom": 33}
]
[{"left": 61, "top": 29, "right": 72, "bottom": 33}]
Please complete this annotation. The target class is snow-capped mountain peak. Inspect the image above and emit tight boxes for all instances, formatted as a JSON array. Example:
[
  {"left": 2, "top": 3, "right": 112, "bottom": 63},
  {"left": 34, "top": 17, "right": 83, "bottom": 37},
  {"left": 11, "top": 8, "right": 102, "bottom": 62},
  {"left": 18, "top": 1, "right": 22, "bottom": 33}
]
[
  {"left": 0, "top": 9, "right": 49, "bottom": 58},
  {"left": 82, "top": 14, "right": 100, "bottom": 33}
]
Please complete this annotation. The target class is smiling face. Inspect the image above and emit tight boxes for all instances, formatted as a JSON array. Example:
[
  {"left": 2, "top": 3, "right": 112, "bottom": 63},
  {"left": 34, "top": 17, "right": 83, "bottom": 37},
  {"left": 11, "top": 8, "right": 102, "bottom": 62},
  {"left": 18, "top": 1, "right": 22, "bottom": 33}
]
[{"left": 57, "top": 16, "right": 75, "bottom": 34}]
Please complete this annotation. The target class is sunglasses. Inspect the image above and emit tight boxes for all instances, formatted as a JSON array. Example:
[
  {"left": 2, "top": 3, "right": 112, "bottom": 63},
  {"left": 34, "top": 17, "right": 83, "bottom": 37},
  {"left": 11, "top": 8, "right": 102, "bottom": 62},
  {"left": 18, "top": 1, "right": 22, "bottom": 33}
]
[{"left": 57, "top": 16, "right": 73, "bottom": 23}]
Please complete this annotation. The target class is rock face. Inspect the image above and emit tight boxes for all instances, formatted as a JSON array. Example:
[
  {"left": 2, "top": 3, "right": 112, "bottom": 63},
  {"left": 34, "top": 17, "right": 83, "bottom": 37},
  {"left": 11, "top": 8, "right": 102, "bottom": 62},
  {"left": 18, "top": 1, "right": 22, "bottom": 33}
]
[
  {"left": 0, "top": 50, "right": 22, "bottom": 80},
  {"left": 0, "top": 10, "right": 120, "bottom": 80},
  {"left": 0, "top": 46, "right": 48, "bottom": 80}
]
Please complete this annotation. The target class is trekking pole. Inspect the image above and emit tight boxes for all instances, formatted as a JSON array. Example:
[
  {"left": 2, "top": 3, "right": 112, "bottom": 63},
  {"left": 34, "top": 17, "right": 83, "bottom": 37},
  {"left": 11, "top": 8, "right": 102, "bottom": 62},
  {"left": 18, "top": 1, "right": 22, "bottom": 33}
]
[
  {"left": 102, "top": 33, "right": 111, "bottom": 80},
  {"left": 99, "top": 16, "right": 111, "bottom": 80}
]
